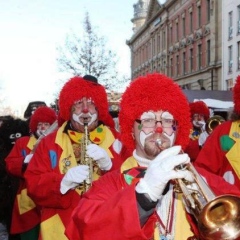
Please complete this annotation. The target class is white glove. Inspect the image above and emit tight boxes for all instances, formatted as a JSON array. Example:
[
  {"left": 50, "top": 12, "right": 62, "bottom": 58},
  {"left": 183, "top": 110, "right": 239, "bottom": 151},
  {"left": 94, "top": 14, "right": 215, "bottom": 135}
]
[
  {"left": 24, "top": 153, "right": 33, "bottom": 163},
  {"left": 86, "top": 144, "right": 112, "bottom": 171},
  {"left": 60, "top": 165, "right": 89, "bottom": 194},
  {"left": 136, "top": 146, "right": 193, "bottom": 201}
]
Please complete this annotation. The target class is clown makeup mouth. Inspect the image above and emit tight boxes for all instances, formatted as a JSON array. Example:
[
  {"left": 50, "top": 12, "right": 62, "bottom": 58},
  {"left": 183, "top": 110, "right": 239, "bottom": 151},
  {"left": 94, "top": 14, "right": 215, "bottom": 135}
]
[{"left": 72, "top": 112, "right": 98, "bottom": 126}]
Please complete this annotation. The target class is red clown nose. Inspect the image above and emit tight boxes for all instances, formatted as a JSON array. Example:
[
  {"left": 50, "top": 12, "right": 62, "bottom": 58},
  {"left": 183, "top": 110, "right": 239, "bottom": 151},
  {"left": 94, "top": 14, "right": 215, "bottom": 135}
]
[
  {"left": 155, "top": 127, "right": 163, "bottom": 133},
  {"left": 82, "top": 108, "right": 89, "bottom": 113}
]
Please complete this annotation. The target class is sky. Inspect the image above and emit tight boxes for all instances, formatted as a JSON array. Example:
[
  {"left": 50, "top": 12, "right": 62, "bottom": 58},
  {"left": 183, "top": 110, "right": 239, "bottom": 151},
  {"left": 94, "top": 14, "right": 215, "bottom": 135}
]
[{"left": 0, "top": 0, "right": 137, "bottom": 117}]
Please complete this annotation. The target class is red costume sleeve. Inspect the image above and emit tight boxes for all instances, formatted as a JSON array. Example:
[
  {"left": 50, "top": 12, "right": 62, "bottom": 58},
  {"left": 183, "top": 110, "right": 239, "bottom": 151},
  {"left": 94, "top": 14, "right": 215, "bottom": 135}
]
[
  {"left": 5, "top": 136, "right": 30, "bottom": 178},
  {"left": 24, "top": 133, "right": 80, "bottom": 210},
  {"left": 66, "top": 170, "right": 157, "bottom": 240},
  {"left": 194, "top": 121, "right": 240, "bottom": 196}
]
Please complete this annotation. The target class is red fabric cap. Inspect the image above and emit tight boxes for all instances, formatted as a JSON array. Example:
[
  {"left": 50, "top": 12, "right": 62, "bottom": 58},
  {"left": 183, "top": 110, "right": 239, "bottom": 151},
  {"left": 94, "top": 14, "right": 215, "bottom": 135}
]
[
  {"left": 119, "top": 73, "right": 191, "bottom": 152},
  {"left": 29, "top": 106, "right": 57, "bottom": 132}
]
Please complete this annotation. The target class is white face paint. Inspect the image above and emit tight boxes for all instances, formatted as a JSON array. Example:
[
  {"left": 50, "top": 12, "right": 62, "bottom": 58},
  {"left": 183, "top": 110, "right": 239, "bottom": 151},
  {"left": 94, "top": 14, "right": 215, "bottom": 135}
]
[
  {"left": 72, "top": 112, "right": 98, "bottom": 126},
  {"left": 36, "top": 122, "right": 51, "bottom": 137},
  {"left": 70, "top": 97, "right": 99, "bottom": 132},
  {"left": 138, "top": 110, "right": 176, "bottom": 147}
]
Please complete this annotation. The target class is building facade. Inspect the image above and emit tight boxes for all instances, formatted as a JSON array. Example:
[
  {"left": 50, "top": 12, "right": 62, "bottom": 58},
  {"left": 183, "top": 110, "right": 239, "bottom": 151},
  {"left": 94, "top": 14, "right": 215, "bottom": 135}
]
[
  {"left": 127, "top": 0, "right": 223, "bottom": 90},
  {"left": 222, "top": 0, "right": 240, "bottom": 90}
]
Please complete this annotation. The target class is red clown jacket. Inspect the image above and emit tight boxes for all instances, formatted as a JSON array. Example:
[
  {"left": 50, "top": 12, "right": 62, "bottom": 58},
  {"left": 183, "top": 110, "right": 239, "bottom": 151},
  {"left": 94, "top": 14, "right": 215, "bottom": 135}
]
[
  {"left": 5, "top": 135, "right": 41, "bottom": 234},
  {"left": 194, "top": 120, "right": 240, "bottom": 194},
  {"left": 66, "top": 145, "right": 240, "bottom": 240},
  {"left": 24, "top": 122, "right": 129, "bottom": 240}
]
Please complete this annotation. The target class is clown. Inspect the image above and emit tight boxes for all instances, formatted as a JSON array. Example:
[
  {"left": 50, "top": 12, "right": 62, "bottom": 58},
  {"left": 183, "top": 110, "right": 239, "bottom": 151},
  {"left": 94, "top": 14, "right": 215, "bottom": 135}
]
[
  {"left": 189, "top": 101, "right": 210, "bottom": 140},
  {"left": 185, "top": 101, "right": 210, "bottom": 162},
  {"left": 65, "top": 73, "right": 210, "bottom": 240},
  {"left": 194, "top": 75, "right": 240, "bottom": 197},
  {"left": 5, "top": 106, "right": 57, "bottom": 240},
  {"left": 24, "top": 75, "right": 129, "bottom": 240}
]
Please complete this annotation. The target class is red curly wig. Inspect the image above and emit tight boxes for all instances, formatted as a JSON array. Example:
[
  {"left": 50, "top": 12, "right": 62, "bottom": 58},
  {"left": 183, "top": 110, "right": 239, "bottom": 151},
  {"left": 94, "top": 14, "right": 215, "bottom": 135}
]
[
  {"left": 119, "top": 73, "right": 191, "bottom": 152},
  {"left": 189, "top": 101, "right": 210, "bottom": 121},
  {"left": 58, "top": 76, "right": 114, "bottom": 128},
  {"left": 233, "top": 75, "right": 240, "bottom": 114},
  {"left": 30, "top": 106, "right": 57, "bottom": 132}
]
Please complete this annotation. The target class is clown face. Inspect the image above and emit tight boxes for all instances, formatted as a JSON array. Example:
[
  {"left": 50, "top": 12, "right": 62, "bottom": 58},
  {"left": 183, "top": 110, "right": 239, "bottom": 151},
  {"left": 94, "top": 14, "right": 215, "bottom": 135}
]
[
  {"left": 192, "top": 113, "right": 205, "bottom": 131},
  {"left": 134, "top": 110, "right": 177, "bottom": 159},
  {"left": 70, "top": 97, "right": 98, "bottom": 132},
  {"left": 36, "top": 122, "right": 51, "bottom": 137}
]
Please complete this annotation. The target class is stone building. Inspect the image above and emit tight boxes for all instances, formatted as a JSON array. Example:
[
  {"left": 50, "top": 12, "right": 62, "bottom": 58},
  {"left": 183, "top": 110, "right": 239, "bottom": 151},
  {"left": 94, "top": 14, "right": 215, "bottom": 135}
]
[
  {"left": 127, "top": 0, "right": 222, "bottom": 90},
  {"left": 222, "top": 0, "right": 240, "bottom": 90}
]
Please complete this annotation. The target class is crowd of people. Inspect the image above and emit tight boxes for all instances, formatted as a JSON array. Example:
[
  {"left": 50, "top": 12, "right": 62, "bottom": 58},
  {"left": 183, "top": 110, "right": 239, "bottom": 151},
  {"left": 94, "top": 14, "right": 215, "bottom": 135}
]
[{"left": 0, "top": 73, "right": 240, "bottom": 240}]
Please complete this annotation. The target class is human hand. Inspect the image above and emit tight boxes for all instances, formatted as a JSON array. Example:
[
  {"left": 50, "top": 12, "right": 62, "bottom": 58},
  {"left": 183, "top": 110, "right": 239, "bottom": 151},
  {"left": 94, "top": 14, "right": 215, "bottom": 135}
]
[
  {"left": 136, "top": 146, "right": 193, "bottom": 201},
  {"left": 86, "top": 144, "right": 112, "bottom": 171},
  {"left": 24, "top": 153, "right": 33, "bottom": 164},
  {"left": 60, "top": 165, "right": 89, "bottom": 194}
]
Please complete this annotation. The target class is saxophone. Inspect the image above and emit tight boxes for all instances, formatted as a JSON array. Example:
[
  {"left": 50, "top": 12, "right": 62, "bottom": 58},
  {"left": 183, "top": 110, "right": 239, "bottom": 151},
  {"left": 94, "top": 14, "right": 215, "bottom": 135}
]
[{"left": 80, "top": 119, "right": 94, "bottom": 193}]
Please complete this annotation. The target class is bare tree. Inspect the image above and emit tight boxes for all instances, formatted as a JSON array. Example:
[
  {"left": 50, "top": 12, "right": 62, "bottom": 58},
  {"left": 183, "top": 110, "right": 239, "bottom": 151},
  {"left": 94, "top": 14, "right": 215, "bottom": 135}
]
[{"left": 57, "top": 12, "right": 127, "bottom": 90}]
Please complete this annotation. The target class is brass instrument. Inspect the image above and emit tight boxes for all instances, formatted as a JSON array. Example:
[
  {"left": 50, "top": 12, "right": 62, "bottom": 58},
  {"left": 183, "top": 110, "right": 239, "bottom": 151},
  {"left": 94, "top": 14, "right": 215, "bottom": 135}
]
[
  {"left": 80, "top": 119, "right": 94, "bottom": 193},
  {"left": 205, "top": 115, "right": 225, "bottom": 134},
  {"left": 176, "top": 163, "right": 240, "bottom": 240}
]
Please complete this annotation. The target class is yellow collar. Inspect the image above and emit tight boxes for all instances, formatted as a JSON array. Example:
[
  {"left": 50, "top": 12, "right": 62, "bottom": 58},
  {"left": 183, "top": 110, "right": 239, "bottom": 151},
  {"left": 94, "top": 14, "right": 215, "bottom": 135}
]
[{"left": 67, "top": 124, "right": 106, "bottom": 144}]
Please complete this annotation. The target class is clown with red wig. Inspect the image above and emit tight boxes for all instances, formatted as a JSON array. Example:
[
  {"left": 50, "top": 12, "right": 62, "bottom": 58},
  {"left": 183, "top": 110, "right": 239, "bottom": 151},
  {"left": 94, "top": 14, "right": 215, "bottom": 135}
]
[
  {"left": 65, "top": 73, "right": 211, "bottom": 240},
  {"left": 185, "top": 101, "right": 210, "bottom": 162},
  {"left": 5, "top": 106, "right": 57, "bottom": 240},
  {"left": 194, "top": 75, "right": 240, "bottom": 198},
  {"left": 24, "top": 75, "right": 129, "bottom": 240}
]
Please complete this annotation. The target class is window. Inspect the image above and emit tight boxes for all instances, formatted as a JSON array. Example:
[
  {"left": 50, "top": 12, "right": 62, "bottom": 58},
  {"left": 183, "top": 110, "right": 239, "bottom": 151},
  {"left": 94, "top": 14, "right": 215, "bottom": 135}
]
[
  {"left": 153, "top": 37, "right": 156, "bottom": 56},
  {"left": 169, "top": 25, "right": 172, "bottom": 44},
  {"left": 176, "top": 22, "right": 179, "bottom": 41},
  {"left": 176, "top": 55, "right": 179, "bottom": 76},
  {"left": 237, "top": 41, "right": 240, "bottom": 70},
  {"left": 183, "top": 52, "right": 186, "bottom": 74},
  {"left": 207, "top": 40, "right": 211, "bottom": 65},
  {"left": 157, "top": 34, "right": 160, "bottom": 52},
  {"left": 170, "top": 58, "right": 173, "bottom": 77},
  {"left": 189, "top": 48, "right": 193, "bottom": 72},
  {"left": 226, "top": 78, "right": 233, "bottom": 90},
  {"left": 198, "top": 6, "right": 201, "bottom": 28},
  {"left": 238, "top": 5, "right": 240, "bottom": 34},
  {"left": 162, "top": 31, "right": 166, "bottom": 49},
  {"left": 207, "top": 0, "right": 211, "bottom": 22},
  {"left": 198, "top": 44, "right": 202, "bottom": 70},
  {"left": 229, "top": 11, "right": 233, "bottom": 39},
  {"left": 228, "top": 45, "right": 233, "bottom": 72},
  {"left": 182, "top": 17, "right": 186, "bottom": 36},
  {"left": 190, "top": 12, "right": 193, "bottom": 32}
]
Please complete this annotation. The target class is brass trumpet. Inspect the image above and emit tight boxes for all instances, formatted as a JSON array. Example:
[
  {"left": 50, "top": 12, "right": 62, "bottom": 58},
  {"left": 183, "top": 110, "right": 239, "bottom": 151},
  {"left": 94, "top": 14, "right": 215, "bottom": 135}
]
[
  {"left": 177, "top": 163, "right": 240, "bottom": 240},
  {"left": 205, "top": 115, "right": 225, "bottom": 134}
]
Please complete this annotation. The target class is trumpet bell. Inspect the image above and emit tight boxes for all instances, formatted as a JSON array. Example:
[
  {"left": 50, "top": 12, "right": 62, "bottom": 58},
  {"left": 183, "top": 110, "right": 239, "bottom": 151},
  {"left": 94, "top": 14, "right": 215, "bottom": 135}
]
[{"left": 198, "top": 195, "right": 240, "bottom": 240}]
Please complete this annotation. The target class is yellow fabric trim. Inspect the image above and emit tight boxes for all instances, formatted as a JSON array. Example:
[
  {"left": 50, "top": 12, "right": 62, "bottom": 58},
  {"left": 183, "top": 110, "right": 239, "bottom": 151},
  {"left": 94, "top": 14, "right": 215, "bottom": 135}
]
[
  {"left": 17, "top": 188, "right": 36, "bottom": 214},
  {"left": 154, "top": 226, "right": 160, "bottom": 240},
  {"left": 120, "top": 156, "right": 138, "bottom": 173},
  {"left": 67, "top": 124, "right": 106, "bottom": 145},
  {"left": 175, "top": 193, "right": 193, "bottom": 240},
  {"left": 98, "top": 126, "right": 114, "bottom": 158},
  {"left": 40, "top": 214, "right": 68, "bottom": 240},
  {"left": 226, "top": 121, "right": 240, "bottom": 178},
  {"left": 26, "top": 135, "right": 37, "bottom": 151},
  {"left": 56, "top": 122, "right": 101, "bottom": 194},
  {"left": 154, "top": 194, "right": 193, "bottom": 240}
]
